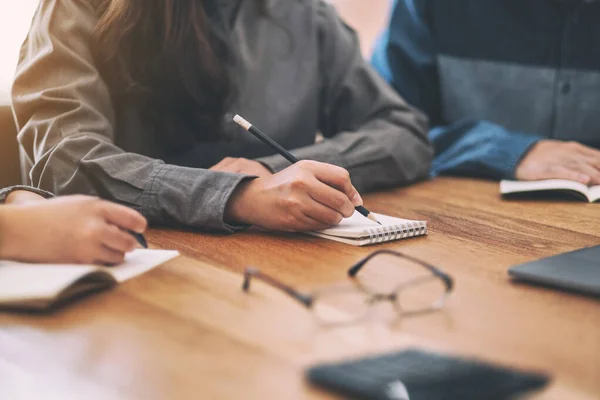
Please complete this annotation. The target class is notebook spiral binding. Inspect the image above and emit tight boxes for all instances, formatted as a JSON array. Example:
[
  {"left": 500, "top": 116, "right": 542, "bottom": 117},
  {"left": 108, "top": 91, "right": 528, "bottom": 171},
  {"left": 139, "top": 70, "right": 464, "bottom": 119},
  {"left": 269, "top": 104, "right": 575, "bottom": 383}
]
[{"left": 365, "top": 221, "right": 427, "bottom": 244}]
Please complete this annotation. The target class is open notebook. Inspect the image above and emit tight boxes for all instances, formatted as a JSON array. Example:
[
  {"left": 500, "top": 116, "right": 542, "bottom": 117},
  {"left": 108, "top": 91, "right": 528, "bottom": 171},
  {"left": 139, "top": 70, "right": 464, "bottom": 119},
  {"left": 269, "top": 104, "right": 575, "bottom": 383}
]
[
  {"left": 0, "top": 249, "right": 179, "bottom": 311},
  {"left": 309, "top": 211, "right": 427, "bottom": 246},
  {"left": 501, "top": 180, "right": 600, "bottom": 203}
]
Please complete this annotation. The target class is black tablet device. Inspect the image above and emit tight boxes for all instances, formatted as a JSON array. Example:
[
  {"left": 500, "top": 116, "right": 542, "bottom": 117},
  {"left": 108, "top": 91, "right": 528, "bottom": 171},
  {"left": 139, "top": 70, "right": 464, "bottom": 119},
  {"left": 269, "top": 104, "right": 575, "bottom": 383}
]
[{"left": 509, "top": 246, "right": 600, "bottom": 297}]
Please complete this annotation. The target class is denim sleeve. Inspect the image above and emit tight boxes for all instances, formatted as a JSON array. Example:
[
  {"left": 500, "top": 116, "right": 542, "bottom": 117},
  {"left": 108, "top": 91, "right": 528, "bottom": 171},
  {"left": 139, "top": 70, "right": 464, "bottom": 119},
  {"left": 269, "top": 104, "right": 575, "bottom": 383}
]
[{"left": 430, "top": 120, "right": 543, "bottom": 179}]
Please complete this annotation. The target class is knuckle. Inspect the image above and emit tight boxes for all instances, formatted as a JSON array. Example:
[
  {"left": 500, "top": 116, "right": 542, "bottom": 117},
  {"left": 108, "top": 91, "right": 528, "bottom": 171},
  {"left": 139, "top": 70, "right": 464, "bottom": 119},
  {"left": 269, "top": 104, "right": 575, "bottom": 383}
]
[
  {"left": 333, "top": 169, "right": 351, "bottom": 187},
  {"left": 296, "top": 160, "right": 316, "bottom": 171},
  {"left": 332, "top": 194, "right": 345, "bottom": 208},
  {"left": 284, "top": 196, "right": 303, "bottom": 212},
  {"left": 290, "top": 177, "right": 308, "bottom": 191},
  {"left": 334, "top": 194, "right": 350, "bottom": 212},
  {"left": 282, "top": 213, "right": 301, "bottom": 230},
  {"left": 92, "top": 200, "right": 108, "bottom": 215},
  {"left": 339, "top": 168, "right": 351, "bottom": 181},
  {"left": 83, "top": 222, "right": 102, "bottom": 242}
]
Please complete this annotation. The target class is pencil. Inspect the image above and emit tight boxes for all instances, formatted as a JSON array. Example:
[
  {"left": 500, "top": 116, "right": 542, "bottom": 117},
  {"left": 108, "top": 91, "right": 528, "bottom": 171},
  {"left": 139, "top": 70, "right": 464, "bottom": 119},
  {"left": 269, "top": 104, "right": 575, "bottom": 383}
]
[
  {"left": 233, "top": 114, "right": 381, "bottom": 225},
  {"left": 129, "top": 231, "right": 148, "bottom": 249}
]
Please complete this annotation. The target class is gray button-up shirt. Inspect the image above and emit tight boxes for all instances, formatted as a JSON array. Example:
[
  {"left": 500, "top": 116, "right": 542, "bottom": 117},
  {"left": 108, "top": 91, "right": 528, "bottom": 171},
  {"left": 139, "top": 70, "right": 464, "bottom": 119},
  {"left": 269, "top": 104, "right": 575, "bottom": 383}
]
[{"left": 12, "top": 0, "right": 431, "bottom": 231}]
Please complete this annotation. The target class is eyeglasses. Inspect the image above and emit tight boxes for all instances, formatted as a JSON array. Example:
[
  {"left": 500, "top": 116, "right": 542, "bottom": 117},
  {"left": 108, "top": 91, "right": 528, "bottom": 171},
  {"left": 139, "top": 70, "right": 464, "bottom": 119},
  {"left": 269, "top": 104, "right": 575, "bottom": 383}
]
[{"left": 242, "top": 250, "right": 454, "bottom": 325}]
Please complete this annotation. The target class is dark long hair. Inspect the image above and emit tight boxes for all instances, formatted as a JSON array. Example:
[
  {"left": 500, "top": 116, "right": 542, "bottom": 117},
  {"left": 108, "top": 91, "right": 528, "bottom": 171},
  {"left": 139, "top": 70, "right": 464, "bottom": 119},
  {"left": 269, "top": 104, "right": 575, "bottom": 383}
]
[{"left": 92, "top": 0, "right": 267, "bottom": 152}]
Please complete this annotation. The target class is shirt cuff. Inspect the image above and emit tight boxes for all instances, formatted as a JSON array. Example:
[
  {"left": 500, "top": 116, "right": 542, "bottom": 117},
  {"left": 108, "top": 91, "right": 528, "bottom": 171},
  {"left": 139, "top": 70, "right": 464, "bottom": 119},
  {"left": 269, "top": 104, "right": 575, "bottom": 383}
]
[
  {"left": 0, "top": 186, "right": 55, "bottom": 204},
  {"left": 504, "top": 134, "right": 543, "bottom": 179},
  {"left": 140, "top": 164, "right": 257, "bottom": 232}
]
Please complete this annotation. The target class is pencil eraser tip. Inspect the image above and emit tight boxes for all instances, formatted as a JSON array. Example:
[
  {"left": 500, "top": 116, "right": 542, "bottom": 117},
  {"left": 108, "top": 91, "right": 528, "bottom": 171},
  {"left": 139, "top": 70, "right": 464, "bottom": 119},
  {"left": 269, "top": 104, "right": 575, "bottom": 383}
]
[{"left": 233, "top": 115, "right": 252, "bottom": 130}]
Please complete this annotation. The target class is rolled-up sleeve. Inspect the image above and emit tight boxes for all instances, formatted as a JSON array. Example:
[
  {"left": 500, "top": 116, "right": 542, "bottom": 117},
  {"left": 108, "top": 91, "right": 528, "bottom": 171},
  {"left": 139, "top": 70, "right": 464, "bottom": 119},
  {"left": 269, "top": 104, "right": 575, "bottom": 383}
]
[
  {"left": 0, "top": 186, "right": 54, "bottom": 204},
  {"left": 257, "top": 1, "right": 432, "bottom": 192},
  {"left": 11, "top": 0, "right": 252, "bottom": 231}
]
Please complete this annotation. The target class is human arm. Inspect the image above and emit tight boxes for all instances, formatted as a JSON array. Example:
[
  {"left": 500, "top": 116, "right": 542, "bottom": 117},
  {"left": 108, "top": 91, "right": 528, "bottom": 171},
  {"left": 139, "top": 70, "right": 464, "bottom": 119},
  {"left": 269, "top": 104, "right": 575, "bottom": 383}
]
[
  {"left": 11, "top": 0, "right": 255, "bottom": 232},
  {"left": 256, "top": 0, "right": 432, "bottom": 192},
  {"left": 12, "top": 0, "right": 367, "bottom": 233}
]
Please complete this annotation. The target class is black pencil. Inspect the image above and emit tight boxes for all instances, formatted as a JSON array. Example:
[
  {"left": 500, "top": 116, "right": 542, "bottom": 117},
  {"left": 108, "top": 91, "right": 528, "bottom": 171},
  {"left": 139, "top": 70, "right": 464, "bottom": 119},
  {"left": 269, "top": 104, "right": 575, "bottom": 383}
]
[
  {"left": 129, "top": 231, "right": 148, "bottom": 249},
  {"left": 233, "top": 114, "right": 381, "bottom": 225}
]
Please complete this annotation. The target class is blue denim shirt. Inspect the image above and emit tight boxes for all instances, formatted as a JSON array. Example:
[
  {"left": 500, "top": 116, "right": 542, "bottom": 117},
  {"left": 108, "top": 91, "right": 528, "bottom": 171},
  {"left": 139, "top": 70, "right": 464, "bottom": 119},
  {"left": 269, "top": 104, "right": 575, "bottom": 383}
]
[{"left": 372, "top": 0, "right": 600, "bottom": 179}]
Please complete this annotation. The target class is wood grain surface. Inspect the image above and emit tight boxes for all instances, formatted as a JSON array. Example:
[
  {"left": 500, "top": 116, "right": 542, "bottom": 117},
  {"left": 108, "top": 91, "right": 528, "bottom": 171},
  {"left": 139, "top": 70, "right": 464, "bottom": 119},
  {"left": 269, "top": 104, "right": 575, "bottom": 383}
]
[{"left": 1, "top": 177, "right": 599, "bottom": 400}]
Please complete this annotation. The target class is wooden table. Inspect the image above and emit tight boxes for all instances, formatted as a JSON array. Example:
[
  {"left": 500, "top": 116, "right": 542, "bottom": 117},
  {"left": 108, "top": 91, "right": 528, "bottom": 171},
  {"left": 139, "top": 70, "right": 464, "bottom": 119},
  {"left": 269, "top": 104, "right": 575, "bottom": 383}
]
[{"left": 1, "top": 177, "right": 599, "bottom": 399}]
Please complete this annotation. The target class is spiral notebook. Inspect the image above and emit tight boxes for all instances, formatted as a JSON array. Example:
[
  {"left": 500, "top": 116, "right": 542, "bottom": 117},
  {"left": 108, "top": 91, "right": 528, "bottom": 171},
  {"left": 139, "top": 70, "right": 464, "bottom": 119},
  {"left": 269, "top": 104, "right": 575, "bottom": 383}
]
[{"left": 308, "top": 211, "right": 427, "bottom": 246}]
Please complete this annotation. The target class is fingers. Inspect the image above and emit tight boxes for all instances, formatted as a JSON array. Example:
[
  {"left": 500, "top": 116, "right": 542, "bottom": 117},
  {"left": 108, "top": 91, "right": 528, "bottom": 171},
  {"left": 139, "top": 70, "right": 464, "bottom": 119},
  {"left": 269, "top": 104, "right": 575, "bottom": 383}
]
[
  {"left": 571, "top": 142, "right": 600, "bottom": 159},
  {"left": 581, "top": 155, "right": 600, "bottom": 171},
  {"left": 302, "top": 197, "right": 344, "bottom": 226},
  {"left": 100, "top": 202, "right": 147, "bottom": 233},
  {"left": 298, "top": 214, "right": 334, "bottom": 232},
  {"left": 550, "top": 166, "right": 591, "bottom": 184},
  {"left": 101, "top": 225, "right": 138, "bottom": 253},
  {"left": 94, "top": 245, "right": 127, "bottom": 265},
  {"left": 576, "top": 163, "right": 600, "bottom": 185},
  {"left": 307, "top": 179, "right": 355, "bottom": 218},
  {"left": 300, "top": 161, "right": 362, "bottom": 206}
]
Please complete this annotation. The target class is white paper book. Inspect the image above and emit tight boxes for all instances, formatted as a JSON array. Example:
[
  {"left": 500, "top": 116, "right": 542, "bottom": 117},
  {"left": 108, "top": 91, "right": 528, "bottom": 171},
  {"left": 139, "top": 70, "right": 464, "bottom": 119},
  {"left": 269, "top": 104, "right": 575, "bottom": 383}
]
[
  {"left": 0, "top": 249, "right": 179, "bottom": 310},
  {"left": 500, "top": 180, "right": 600, "bottom": 203},
  {"left": 308, "top": 211, "right": 427, "bottom": 246}
]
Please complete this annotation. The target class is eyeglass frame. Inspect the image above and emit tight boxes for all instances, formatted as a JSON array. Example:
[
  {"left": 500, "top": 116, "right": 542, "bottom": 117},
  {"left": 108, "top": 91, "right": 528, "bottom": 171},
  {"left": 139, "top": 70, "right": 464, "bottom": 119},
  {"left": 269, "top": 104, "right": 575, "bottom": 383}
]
[{"left": 241, "top": 249, "right": 454, "bottom": 323}]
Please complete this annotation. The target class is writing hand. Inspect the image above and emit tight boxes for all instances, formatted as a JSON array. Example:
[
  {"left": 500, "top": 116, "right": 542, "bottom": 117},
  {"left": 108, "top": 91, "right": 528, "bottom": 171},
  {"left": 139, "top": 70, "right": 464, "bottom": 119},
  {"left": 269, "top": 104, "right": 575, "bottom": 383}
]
[
  {"left": 0, "top": 196, "right": 147, "bottom": 264},
  {"left": 225, "top": 160, "right": 362, "bottom": 231}
]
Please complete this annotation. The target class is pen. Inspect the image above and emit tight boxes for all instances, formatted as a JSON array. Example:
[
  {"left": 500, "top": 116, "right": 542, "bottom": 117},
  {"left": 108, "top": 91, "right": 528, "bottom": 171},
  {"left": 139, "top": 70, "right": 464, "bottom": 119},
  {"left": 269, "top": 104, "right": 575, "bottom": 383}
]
[
  {"left": 233, "top": 114, "right": 381, "bottom": 225},
  {"left": 129, "top": 231, "right": 148, "bottom": 249}
]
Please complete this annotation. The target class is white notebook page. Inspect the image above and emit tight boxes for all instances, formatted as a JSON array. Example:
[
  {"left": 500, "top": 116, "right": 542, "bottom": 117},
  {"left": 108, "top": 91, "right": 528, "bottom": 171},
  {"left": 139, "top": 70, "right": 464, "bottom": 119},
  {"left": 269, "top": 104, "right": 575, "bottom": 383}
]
[
  {"left": 0, "top": 249, "right": 179, "bottom": 303},
  {"left": 315, "top": 211, "right": 425, "bottom": 239}
]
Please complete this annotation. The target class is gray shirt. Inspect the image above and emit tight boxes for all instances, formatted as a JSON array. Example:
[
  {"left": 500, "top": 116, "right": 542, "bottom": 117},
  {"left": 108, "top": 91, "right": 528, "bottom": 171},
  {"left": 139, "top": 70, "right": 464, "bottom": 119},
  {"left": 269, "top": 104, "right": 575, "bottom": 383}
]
[
  {"left": 0, "top": 186, "right": 54, "bottom": 204},
  {"left": 12, "top": 0, "right": 431, "bottom": 231}
]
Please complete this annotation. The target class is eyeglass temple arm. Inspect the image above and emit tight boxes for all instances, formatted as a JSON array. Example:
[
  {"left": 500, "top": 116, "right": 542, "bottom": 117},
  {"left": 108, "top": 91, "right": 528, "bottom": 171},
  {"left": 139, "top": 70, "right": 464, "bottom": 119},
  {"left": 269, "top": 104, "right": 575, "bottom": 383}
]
[
  {"left": 242, "top": 267, "right": 314, "bottom": 307},
  {"left": 347, "top": 250, "right": 454, "bottom": 291}
]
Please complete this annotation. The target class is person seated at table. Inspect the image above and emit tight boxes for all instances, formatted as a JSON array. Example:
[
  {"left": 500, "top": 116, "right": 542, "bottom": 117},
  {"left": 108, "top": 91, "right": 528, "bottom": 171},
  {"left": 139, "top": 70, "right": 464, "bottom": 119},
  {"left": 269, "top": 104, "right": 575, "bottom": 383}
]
[
  {"left": 0, "top": 186, "right": 146, "bottom": 264},
  {"left": 371, "top": 0, "right": 600, "bottom": 185},
  {"left": 12, "top": 0, "right": 431, "bottom": 234}
]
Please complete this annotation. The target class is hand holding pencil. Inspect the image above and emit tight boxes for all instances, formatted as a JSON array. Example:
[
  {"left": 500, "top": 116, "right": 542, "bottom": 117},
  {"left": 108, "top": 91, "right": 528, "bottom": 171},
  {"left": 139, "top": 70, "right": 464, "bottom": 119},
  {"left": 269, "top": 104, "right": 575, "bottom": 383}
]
[
  {"left": 225, "top": 159, "right": 364, "bottom": 231},
  {"left": 223, "top": 115, "right": 380, "bottom": 231}
]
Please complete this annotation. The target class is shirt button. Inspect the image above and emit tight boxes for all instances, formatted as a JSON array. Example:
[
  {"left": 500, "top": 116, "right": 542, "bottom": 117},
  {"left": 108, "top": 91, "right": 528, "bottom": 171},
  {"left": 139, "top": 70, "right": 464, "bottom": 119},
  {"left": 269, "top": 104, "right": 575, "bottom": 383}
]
[{"left": 561, "top": 82, "right": 571, "bottom": 95}]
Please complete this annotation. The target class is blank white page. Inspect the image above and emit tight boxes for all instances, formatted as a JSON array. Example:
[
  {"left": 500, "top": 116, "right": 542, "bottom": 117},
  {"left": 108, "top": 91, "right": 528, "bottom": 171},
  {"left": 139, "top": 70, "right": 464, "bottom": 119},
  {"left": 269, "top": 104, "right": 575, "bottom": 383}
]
[
  {"left": 315, "top": 211, "right": 424, "bottom": 239},
  {"left": 108, "top": 249, "right": 179, "bottom": 282},
  {"left": 500, "top": 179, "right": 589, "bottom": 195},
  {"left": 0, "top": 249, "right": 179, "bottom": 304}
]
